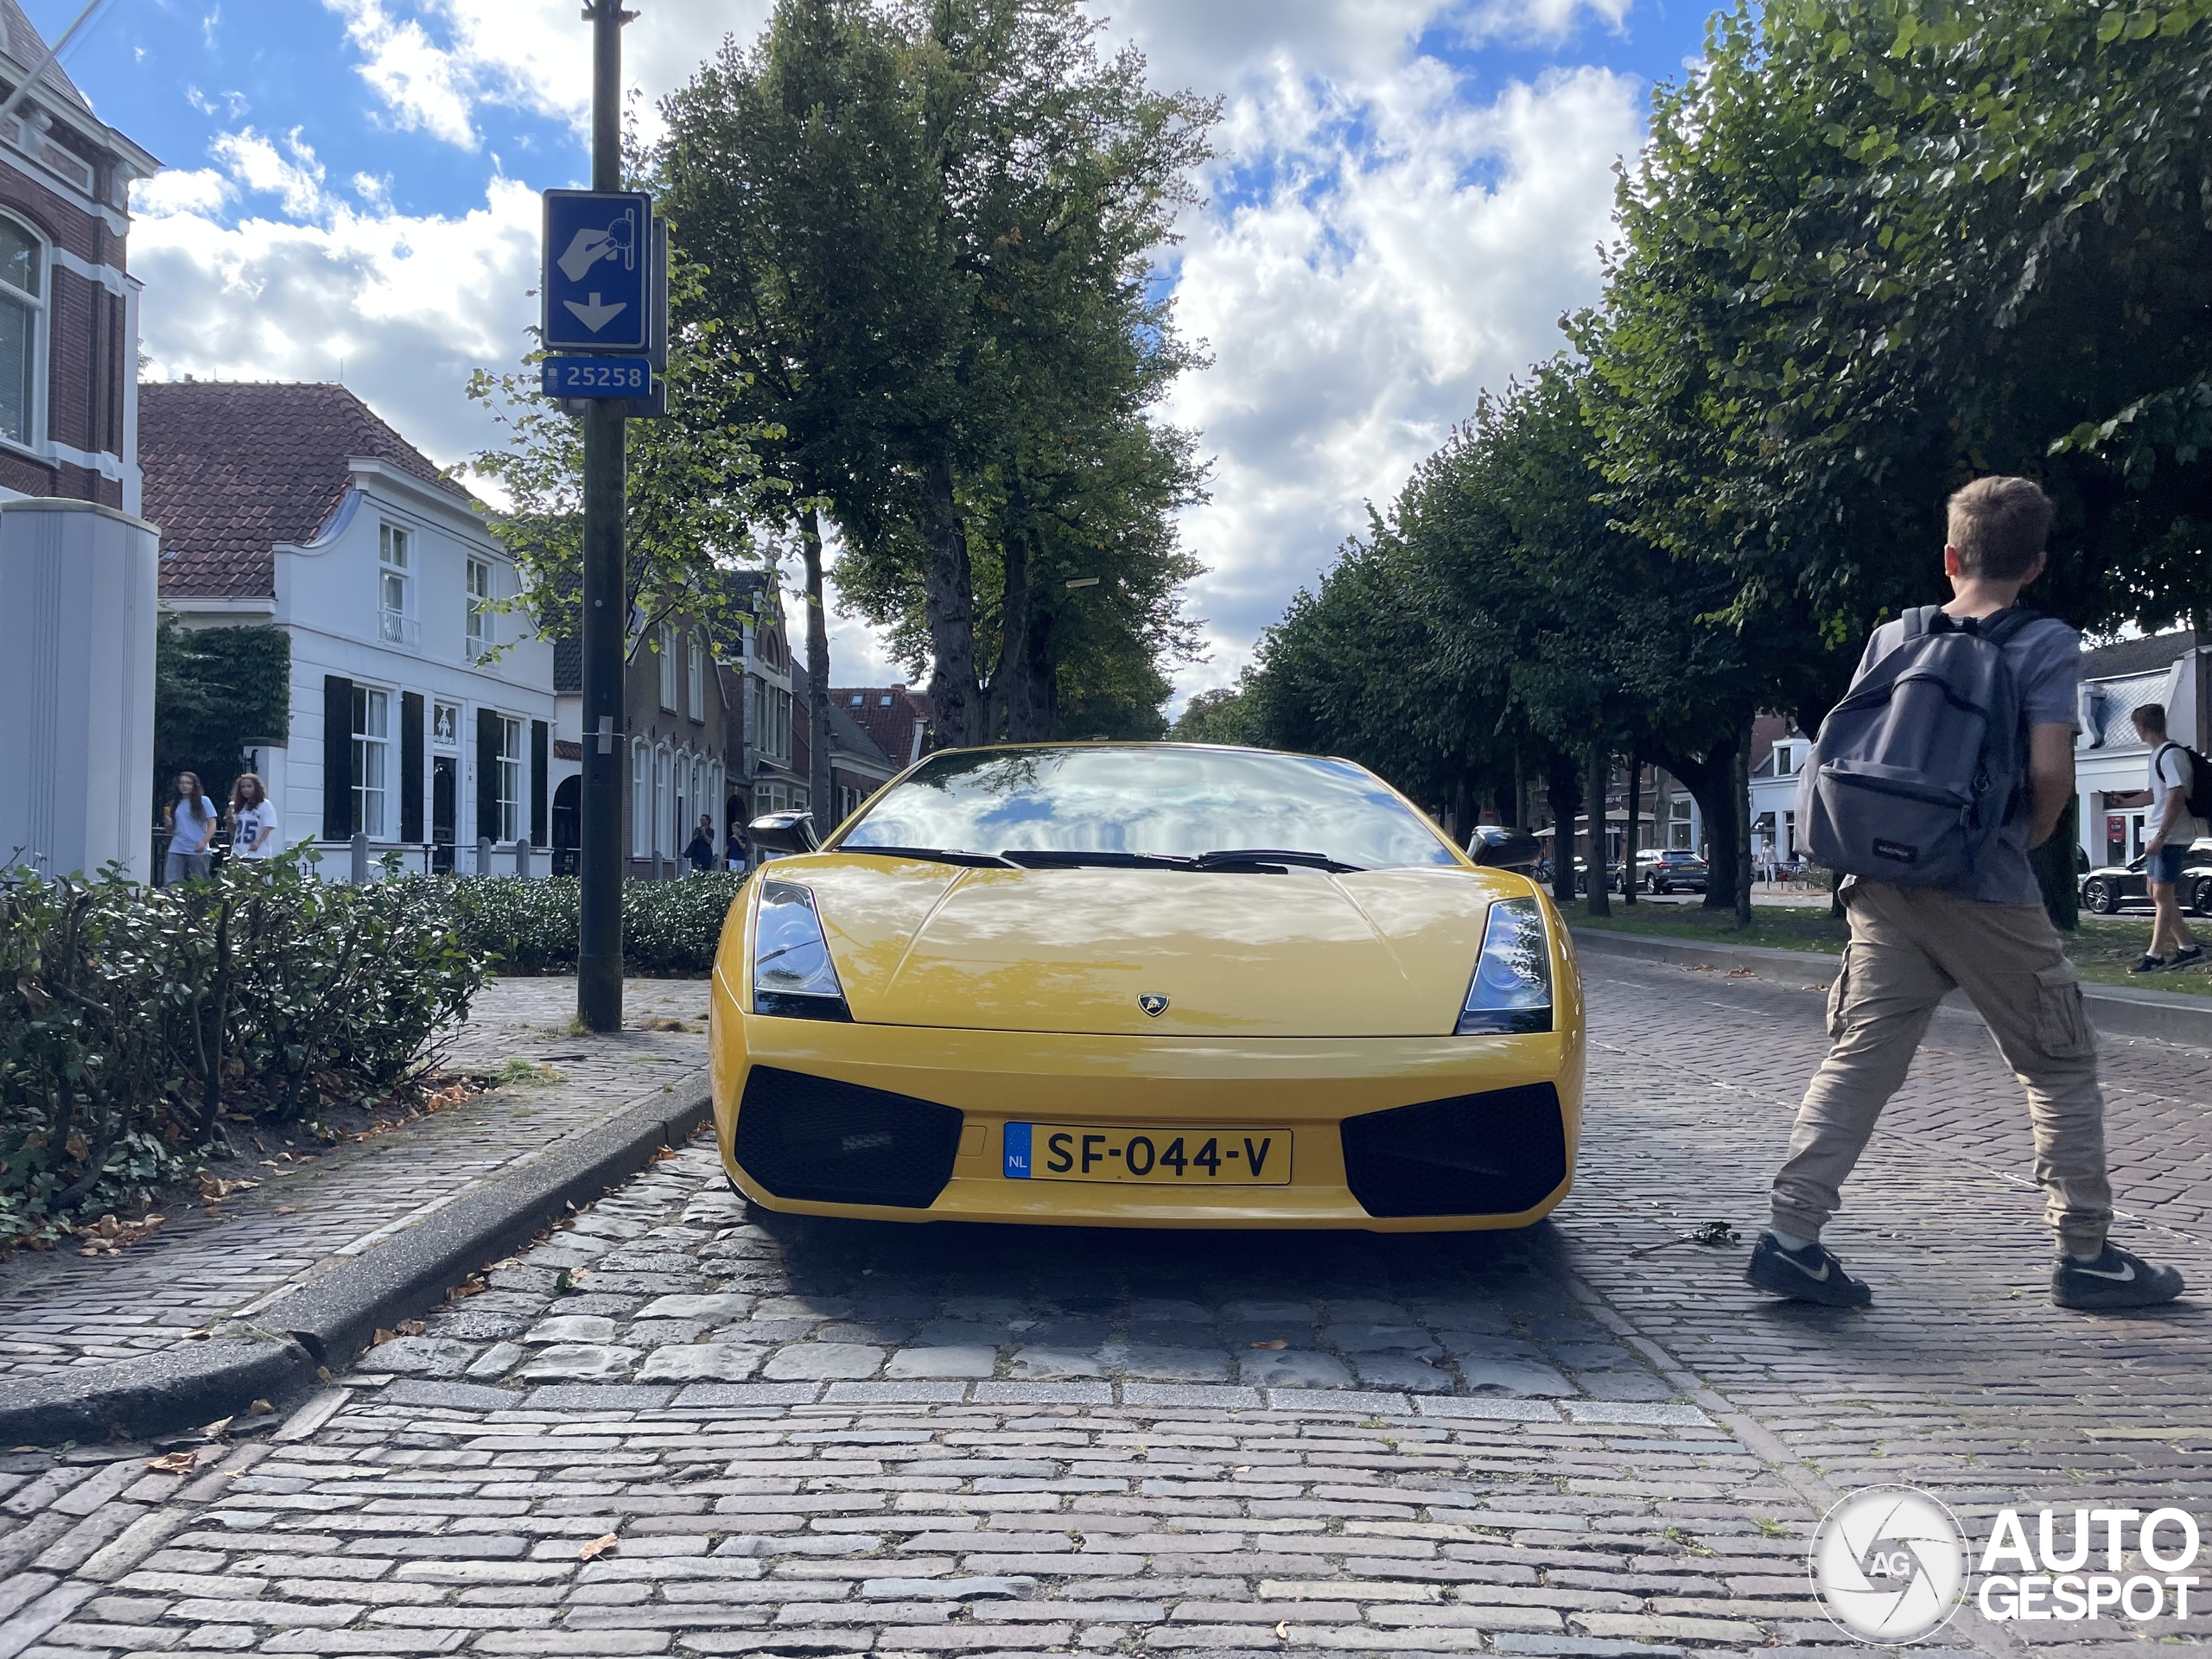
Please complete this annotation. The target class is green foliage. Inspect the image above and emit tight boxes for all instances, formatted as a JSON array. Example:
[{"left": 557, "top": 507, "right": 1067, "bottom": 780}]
[
  {"left": 0, "top": 851, "right": 483, "bottom": 1243},
  {"left": 1169, "top": 685, "right": 1261, "bottom": 747},
  {"left": 443, "top": 874, "right": 744, "bottom": 978},
  {"left": 154, "top": 620, "right": 291, "bottom": 810},
  {"left": 654, "top": 0, "right": 1216, "bottom": 749},
  {"left": 462, "top": 248, "right": 788, "bottom": 655}
]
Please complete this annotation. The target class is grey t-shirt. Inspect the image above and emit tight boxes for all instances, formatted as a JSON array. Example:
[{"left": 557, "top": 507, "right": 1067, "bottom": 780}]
[{"left": 1854, "top": 608, "right": 2082, "bottom": 906}]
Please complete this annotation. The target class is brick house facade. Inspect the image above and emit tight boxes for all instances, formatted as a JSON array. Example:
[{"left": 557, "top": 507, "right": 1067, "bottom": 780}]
[{"left": 0, "top": 3, "right": 156, "bottom": 512}]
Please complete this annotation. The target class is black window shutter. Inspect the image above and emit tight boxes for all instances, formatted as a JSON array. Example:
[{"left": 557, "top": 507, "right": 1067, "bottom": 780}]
[
  {"left": 322, "top": 675, "right": 354, "bottom": 841},
  {"left": 531, "top": 719, "right": 550, "bottom": 845},
  {"left": 400, "top": 692, "right": 425, "bottom": 843},
  {"left": 476, "top": 707, "right": 501, "bottom": 844}
]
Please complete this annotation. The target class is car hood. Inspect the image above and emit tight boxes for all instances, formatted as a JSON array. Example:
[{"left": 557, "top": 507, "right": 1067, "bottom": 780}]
[{"left": 768, "top": 852, "right": 1538, "bottom": 1038}]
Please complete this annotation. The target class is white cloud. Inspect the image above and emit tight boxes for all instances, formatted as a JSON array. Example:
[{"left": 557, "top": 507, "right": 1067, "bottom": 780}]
[
  {"left": 207, "top": 127, "right": 329, "bottom": 218},
  {"left": 326, "top": 0, "right": 482, "bottom": 149},
  {"left": 1159, "top": 59, "right": 1641, "bottom": 691},
  {"left": 132, "top": 158, "right": 542, "bottom": 472}
]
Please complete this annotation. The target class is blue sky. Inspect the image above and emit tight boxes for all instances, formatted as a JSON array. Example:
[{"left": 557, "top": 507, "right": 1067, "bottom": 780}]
[{"left": 48, "top": 0, "right": 1718, "bottom": 691}]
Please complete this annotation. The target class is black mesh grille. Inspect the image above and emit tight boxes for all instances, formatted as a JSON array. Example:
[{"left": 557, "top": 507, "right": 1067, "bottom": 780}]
[
  {"left": 734, "top": 1066, "right": 963, "bottom": 1210},
  {"left": 1340, "top": 1082, "right": 1568, "bottom": 1219}
]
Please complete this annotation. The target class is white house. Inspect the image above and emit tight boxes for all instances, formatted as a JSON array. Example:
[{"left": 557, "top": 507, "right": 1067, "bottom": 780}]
[
  {"left": 143, "top": 381, "right": 556, "bottom": 874},
  {"left": 2075, "top": 628, "right": 2202, "bottom": 868}
]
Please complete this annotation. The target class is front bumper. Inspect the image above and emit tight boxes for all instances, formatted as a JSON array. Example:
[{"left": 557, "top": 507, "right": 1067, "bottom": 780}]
[{"left": 709, "top": 967, "right": 1585, "bottom": 1231}]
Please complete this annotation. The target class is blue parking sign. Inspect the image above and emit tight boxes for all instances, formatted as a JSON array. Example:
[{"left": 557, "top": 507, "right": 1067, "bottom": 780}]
[{"left": 543, "top": 188, "right": 652, "bottom": 353}]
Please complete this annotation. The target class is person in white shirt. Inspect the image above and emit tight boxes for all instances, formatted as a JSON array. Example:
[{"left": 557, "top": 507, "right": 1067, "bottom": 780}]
[
  {"left": 228, "top": 772, "right": 281, "bottom": 861},
  {"left": 163, "top": 772, "right": 218, "bottom": 883},
  {"left": 2130, "top": 702, "right": 2204, "bottom": 972}
]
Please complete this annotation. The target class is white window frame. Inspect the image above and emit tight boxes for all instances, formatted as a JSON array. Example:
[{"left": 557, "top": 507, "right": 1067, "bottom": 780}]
[
  {"left": 658, "top": 622, "right": 678, "bottom": 712},
  {"left": 631, "top": 741, "right": 651, "bottom": 858},
  {"left": 467, "top": 557, "right": 493, "bottom": 658},
  {"left": 493, "top": 714, "right": 523, "bottom": 845},
  {"left": 0, "top": 212, "right": 45, "bottom": 451},
  {"left": 687, "top": 631, "right": 705, "bottom": 721},
  {"left": 378, "top": 524, "right": 412, "bottom": 645},
  {"left": 655, "top": 744, "right": 674, "bottom": 857},
  {"left": 352, "top": 684, "right": 391, "bottom": 841}
]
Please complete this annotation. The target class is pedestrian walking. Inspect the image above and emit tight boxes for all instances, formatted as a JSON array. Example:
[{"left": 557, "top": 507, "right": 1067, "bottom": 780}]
[
  {"left": 2126, "top": 702, "right": 2204, "bottom": 974},
  {"left": 1750, "top": 475, "right": 2183, "bottom": 1313},
  {"left": 227, "top": 772, "right": 281, "bottom": 861},
  {"left": 163, "top": 772, "right": 218, "bottom": 883},
  {"left": 685, "top": 814, "right": 716, "bottom": 874}
]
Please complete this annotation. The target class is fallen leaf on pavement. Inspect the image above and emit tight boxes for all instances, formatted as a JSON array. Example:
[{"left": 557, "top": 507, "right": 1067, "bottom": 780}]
[
  {"left": 579, "top": 1533, "right": 620, "bottom": 1560},
  {"left": 146, "top": 1450, "right": 198, "bottom": 1473},
  {"left": 372, "top": 1328, "right": 397, "bottom": 1345},
  {"left": 395, "top": 1319, "right": 425, "bottom": 1337},
  {"left": 197, "top": 1174, "right": 261, "bottom": 1202},
  {"left": 1249, "top": 1338, "right": 1287, "bottom": 1350},
  {"left": 250, "top": 1399, "right": 275, "bottom": 1414},
  {"left": 203, "top": 1416, "right": 233, "bottom": 1438},
  {"left": 272, "top": 1205, "right": 296, "bottom": 1216},
  {"left": 76, "top": 1214, "right": 164, "bottom": 1255},
  {"left": 1276, "top": 1623, "right": 1289, "bottom": 1639}
]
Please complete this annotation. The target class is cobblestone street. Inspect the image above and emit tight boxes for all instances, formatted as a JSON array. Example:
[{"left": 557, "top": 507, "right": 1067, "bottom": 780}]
[{"left": 3, "top": 954, "right": 2210, "bottom": 1657}]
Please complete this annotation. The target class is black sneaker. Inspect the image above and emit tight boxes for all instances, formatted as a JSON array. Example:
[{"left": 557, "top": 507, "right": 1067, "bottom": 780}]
[
  {"left": 2129, "top": 954, "right": 2171, "bottom": 975},
  {"left": 2172, "top": 944, "right": 2205, "bottom": 969},
  {"left": 2051, "top": 1244, "right": 2186, "bottom": 1311},
  {"left": 1745, "top": 1232, "right": 1873, "bottom": 1307}
]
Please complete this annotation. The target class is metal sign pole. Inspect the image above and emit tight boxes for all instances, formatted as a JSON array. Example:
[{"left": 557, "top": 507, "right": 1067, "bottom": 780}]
[{"left": 576, "top": 0, "right": 630, "bottom": 1033}]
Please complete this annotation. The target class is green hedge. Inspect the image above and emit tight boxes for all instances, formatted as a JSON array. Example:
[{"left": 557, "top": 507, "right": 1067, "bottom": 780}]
[
  {"left": 1, "top": 852, "right": 483, "bottom": 1243},
  {"left": 442, "top": 873, "right": 746, "bottom": 977}
]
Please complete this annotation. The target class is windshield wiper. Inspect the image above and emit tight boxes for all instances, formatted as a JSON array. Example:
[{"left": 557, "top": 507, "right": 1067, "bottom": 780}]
[
  {"left": 842, "top": 845, "right": 1016, "bottom": 868},
  {"left": 999, "top": 849, "right": 1196, "bottom": 871},
  {"left": 1191, "top": 848, "right": 1365, "bottom": 874}
]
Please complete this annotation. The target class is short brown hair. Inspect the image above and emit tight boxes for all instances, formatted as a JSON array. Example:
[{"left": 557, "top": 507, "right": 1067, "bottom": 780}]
[
  {"left": 1947, "top": 475, "right": 2054, "bottom": 580},
  {"left": 2133, "top": 702, "right": 2168, "bottom": 736}
]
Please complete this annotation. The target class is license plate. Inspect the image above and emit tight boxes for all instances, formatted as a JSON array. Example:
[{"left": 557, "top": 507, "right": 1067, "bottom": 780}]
[{"left": 1003, "top": 1123, "right": 1290, "bottom": 1185}]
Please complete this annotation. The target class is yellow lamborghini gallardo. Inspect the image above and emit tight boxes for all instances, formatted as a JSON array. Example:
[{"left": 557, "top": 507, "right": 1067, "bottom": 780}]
[{"left": 709, "top": 743, "right": 1582, "bottom": 1231}]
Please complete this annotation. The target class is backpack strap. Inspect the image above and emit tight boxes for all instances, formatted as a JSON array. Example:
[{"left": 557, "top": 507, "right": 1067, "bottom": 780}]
[
  {"left": 1901, "top": 605, "right": 1943, "bottom": 639},
  {"left": 1975, "top": 606, "right": 2044, "bottom": 648}
]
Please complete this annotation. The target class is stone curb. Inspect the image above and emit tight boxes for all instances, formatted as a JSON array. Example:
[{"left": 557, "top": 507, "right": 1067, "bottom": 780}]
[
  {"left": 1572, "top": 926, "right": 2212, "bottom": 1048},
  {"left": 0, "top": 1068, "right": 713, "bottom": 1447}
]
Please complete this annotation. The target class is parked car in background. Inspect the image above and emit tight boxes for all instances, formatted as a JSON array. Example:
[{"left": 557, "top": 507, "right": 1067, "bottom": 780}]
[
  {"left": 2079, "top": 838, "right": 2212, "bottom": 915},
  {"left": 1638, "top": 849, "right": 1710, "bottom": 894}
]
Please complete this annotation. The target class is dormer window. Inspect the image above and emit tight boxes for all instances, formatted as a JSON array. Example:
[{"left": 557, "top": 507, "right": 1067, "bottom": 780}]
[{"left": 0, "top": 216, "right": 43, "bottom": 446}]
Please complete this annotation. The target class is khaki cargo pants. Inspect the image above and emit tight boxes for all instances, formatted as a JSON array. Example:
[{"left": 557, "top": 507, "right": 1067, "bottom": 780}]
[{"left": 1769, "top": 880, "right": 2113, "bottom": 1253}]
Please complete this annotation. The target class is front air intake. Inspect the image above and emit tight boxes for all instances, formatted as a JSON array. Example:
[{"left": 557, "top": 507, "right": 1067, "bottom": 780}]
[
  {"left": 1340, "top": 1082, "right": 1568, "bottom": 1218},
  {"left": 734, "top": 1066, "right": 963, "bottom": 1210}
]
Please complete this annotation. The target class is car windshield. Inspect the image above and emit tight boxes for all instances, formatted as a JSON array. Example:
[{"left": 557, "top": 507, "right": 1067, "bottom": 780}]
[{"left": 836, "top": 746, "right": 1458, "bottom": 871}]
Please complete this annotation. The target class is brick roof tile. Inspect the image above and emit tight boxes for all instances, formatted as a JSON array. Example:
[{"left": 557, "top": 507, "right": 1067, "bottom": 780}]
[{"left": 142, "top": 381, "right": 477, "bottom": 601}]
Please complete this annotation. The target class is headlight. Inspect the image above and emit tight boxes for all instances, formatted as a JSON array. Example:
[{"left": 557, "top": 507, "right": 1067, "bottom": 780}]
[
  {"left": 1456, "top": 897, "right": 1552, "bottom": 1034},
  {"left": 752, "top": 879, "right": 852, "bottom": 1021}
]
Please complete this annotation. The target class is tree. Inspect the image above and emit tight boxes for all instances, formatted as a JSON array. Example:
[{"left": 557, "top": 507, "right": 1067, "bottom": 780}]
[
  {"left": 463, "top": 254, "right": 786, "bottom": 658},
  {"left": 661, "top": 0, "right": 1216, "bottom": 751},
  {"left": 155, "top": 621, "right": 291, "bottom": 816}
]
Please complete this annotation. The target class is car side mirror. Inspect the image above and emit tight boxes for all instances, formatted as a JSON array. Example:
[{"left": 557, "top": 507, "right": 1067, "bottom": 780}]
[
  {"left": 747, "top": 811, "right": 818, "bottom": 856},
  {"left": 1470, "top": 829, "right": 1541, "bottom": 873}
]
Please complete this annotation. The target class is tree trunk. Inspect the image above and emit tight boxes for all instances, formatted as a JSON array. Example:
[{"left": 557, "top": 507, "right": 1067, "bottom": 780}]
[
  {"left": 1732, "top": 712, "right": 1754, "bottom": 928},
  {"left": 918, "top": 452, "right": 982, "bottom": 749},
  {"left": 1622, "top": 750, "right": 1639, "bottom": 907},
  {"left": 1452, "top": 770, "right": 1474, "bottom": 845},
  {"left": 800, "top": 506, "right": 836, "bottom": 820},
  {"left": 1585, "top": 743, "right": 1611, "bottom": 918},
  {"left": 1658, "top": 733, "right": 1743, "bottom": 912},
  {"left": 1546, "top": 747, "right": 1580, "bottom": 909}
]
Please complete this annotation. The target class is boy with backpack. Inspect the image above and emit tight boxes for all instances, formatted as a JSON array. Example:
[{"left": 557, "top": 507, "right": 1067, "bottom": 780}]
[
  {"left": 1747, "top": 475, "right": 2184, "bottom": 1313},
  {"left": 2127, "top": 702, "right": 2206, "bottom": 974}
]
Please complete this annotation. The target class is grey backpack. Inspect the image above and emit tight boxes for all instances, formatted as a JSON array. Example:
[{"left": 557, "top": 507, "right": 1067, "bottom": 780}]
[{"left": 1798, "top": 607, "right": 2043, "bottom": 888}]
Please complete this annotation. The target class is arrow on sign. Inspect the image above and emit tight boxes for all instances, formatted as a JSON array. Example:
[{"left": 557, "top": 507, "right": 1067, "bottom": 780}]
[{"left": 563, "top": 292, "right": 628, "bottom": 333}]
